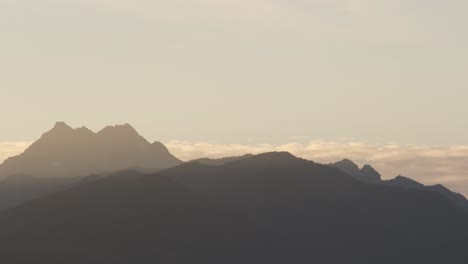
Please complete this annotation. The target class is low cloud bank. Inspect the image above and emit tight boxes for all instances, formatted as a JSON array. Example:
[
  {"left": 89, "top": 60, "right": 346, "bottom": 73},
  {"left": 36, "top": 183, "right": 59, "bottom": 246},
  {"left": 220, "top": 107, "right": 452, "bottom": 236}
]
[
  {"left": 167, "top": 140, "right": 468, "bottom": 196},
  {"left": 1, "top": 140, "right": 467, "bottom": 196},
  {"left": 0, "top": 142, "right": 32, "bottom": 164}
]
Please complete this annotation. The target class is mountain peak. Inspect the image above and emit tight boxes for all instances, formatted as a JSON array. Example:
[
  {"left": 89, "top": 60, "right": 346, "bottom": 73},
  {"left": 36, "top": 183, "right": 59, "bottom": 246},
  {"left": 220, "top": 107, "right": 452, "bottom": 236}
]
[
  {"left": 330, "top": 159, "right": 381, "bottom": 183},
  {"left": 96, "top": 123, "right": 146, "bottom": 142},
  {"left": 360, "top": 164, "right": 381, "bottom": 183},
  {"left": 50, "top": 121, "right": 73, "bottom": 133},
  {"left": 98, "top": 123, "right": 138, "bottom": 134},
  {"left": 336, "top": 159, "right": 359, "bottom": 169},
  {"left": 47, "top": 122, "right": 94, "bottom": 138},
  {"left": 54, "top": 121, "right": 71, "bottom": 129},
  {"left": 0, "top": 122, "right": 182, "bottom": 179},
  {"left": 331, "top": 159, "right": 360, "bottom": 175}
]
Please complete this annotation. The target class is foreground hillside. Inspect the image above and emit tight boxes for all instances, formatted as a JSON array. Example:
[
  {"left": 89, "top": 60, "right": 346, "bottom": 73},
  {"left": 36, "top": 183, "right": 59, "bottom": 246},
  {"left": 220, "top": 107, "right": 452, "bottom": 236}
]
[{"left": 0, "top": 153, "right": 467, "bottom": 264}]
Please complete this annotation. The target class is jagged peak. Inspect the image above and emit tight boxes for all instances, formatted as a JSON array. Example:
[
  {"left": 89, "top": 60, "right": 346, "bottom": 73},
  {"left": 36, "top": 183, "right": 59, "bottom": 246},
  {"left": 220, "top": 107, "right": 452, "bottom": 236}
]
[
  {"left": 361, "top": 164, "right": 380, "bottom": 174},
  {"left": 152, "top": 140, "right": 170, "bottom": 151},
  {"left": 38, "top": 122, "right": 75, "bottom": 140},
  {"left": 49, "top": 122, "right": 140, "bottom": 136},
  {"left": 98, "top": 123, "right": 138, "bottom": 134},
  {"left": 75, "top": 126, "right": 93, "bottom": 133},
  {"left": 96, "top": 123, "right": 149, "bottom": 141},
  {"left": 53, "top": 121, "right": 72, "bottom": 130},
  {"left": 47, "top": 122, "right": 95, "bottom": 136}
]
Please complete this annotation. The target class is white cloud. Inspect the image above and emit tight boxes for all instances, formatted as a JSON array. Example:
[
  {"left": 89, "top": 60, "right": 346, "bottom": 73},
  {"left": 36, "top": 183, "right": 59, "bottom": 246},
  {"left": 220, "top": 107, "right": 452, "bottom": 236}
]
[
  {"left": 0, "top": 142, "right": 32, "bottom": 164},
  {"left": 1, "top": 139, "right": 468, "bottom": 196},
  {"left": 167, "top": 139, "right": 468, "bottom": 196}
]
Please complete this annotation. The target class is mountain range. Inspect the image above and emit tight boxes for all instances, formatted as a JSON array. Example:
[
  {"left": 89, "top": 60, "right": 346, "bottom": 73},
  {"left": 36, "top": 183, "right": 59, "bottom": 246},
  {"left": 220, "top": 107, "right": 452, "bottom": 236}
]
[
  {"left": 0, "top": 122, "right": 467, "bottom": 263},
  {"left": 1, "top": 152, "right": 467, "bottom": 263},
  {"left": 0, "top": 122, "right": 181, "bottom": 211},
  {"left": 330, "top": 159, "right": 468, "bottom": 212}
]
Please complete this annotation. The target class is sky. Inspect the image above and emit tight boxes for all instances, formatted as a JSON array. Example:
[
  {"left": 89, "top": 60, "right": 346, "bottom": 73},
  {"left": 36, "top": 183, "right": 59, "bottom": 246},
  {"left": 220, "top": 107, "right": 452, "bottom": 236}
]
[{"left": 1, "top": 1, "right": 468, "bottom": 194}]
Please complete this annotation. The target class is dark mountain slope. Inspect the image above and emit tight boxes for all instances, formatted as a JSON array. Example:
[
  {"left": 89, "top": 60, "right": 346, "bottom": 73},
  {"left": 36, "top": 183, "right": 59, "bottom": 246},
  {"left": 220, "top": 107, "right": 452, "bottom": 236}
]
[
  {"left": 0, "top": 174, "right": 79, "bottom": 211},
  {"left": 164, "top": 153, "right": 468, "bottom": 263},
  {"left": 0, "top": 171, "right": 244, "bottom": 264},
  {"left": 0, "top": 153, "right": 467, "bottom": 264},
  {"left": 386, "top": 175, "right": 468, "bottom": 211}
]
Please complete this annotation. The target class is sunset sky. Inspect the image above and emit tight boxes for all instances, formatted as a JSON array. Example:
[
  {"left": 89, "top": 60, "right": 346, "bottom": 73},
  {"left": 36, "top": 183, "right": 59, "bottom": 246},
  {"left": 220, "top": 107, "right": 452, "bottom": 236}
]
[{"left": 1, "top": 1, "right": 468, "bottom": 194}]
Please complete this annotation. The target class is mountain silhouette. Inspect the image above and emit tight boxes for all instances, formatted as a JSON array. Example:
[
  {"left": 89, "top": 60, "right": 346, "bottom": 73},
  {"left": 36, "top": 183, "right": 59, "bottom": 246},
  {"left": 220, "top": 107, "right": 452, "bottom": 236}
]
[
  {"left": 1, "top": 152, "right": 467, "bottom": 264},
  {"left": 330, "top": 160, "right": 468, "bottom": 211},
  {"left": 0, "top": 174, "right": 79, "bottom": 211},
  {"left": 191, "top": 154, "right": 253, "bottom": 166},
  {"left": 386, "top": 175, "right": 468, "bottom": 211},
  {"left": 0, "top": 122, "right": 182, "bottom": 211},
  {"left": 330, "top": 159, "right": 382, "bottom": 183},
  {"left": 0, "top": 122, "right": 182, "bottom": 179}
]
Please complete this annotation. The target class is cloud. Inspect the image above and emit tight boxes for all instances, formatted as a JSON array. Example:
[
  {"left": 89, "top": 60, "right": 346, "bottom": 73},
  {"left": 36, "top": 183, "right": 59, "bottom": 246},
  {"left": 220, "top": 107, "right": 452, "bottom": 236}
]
[
  {"left": 0, "top": 142, "right": 32, "bottom": 164},
  {"left": 1, "top": 139, "right": 468, "bottom": 196},
  {"left": 167, "top": 140, "right": 468, "bottom": 196}
]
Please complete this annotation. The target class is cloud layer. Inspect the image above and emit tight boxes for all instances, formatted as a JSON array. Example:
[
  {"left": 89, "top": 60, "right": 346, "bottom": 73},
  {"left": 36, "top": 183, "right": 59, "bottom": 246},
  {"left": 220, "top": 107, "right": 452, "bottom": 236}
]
[
  {"left": 1, "top": 140, "right": 467, "bottom": 196},
  {"left": 167, "top": 140, "right": 468, "bottom": 196},
  {"left": 0, "top": 142, "right": 32, "bottom": 164}
]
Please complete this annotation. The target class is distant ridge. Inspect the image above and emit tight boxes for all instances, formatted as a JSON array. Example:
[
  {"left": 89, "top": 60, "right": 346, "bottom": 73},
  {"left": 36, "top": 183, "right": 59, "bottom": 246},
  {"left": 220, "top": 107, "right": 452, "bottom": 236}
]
[
  {"left": 330, "top": 159, "right": 468, "bottom": 211},
  {"left": 330, "top": 159, "right": 381, "bottom": 183},
  {"left": 191, "top": 154, "right": 254, "bottom": 166},
  {"left": 0, "top": 122, "right": 182, "bottom": 180}
]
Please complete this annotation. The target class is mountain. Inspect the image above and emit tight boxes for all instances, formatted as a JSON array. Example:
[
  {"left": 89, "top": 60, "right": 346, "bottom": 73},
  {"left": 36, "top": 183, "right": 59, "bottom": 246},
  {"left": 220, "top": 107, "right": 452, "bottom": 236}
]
[
  {"left": 386, "top": 175, "right": 425, "bottom": 188},
  {"left": 330, "top": 160, "right": 468, "bottom": 211},
  {"left": 329, "top": 159, "right": 381, "bottom": 183},
  {"left": 191, "top": 154, "right": 253, "bottom": 166},
  {"left": 1, "top": 152, "right": 467, "bottom": 264},
  {"left": 0, "top": 170, "right": 246, "bottom": 264},
  {"left": 386, "top": 176, "right": 468, "bottom": 211},
  {"left": 0, "top": 122, "right": 182, "bottom": 180},
  {"left": 0, "top": 122, "right": 182, "bottom": 211},
  {"left": 0, "top": 174, "right": 79, "bottom": 211}
]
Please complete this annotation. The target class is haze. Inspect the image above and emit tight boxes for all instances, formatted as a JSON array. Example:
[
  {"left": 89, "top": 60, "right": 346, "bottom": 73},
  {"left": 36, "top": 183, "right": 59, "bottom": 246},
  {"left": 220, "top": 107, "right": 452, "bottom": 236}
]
[
  {"left": 1, "top": 0, "right": 468, "bottom": 144},
  {"left": 1, "top": 1, "right": 468, "bottom": 194}
]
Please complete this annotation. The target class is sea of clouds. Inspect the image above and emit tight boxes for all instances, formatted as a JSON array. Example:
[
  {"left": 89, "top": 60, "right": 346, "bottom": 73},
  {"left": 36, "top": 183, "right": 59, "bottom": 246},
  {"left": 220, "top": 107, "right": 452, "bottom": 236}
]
[{"left": 1, "top": 140, "right": 467, "bottom": 196}]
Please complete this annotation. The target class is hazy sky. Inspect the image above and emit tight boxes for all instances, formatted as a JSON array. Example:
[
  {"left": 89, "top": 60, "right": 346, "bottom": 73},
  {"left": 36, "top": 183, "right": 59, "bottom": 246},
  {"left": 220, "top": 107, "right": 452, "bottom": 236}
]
[
  {"left": 1, "top": 0, "right": 468, "bottom": 145},
  {"left": 1, "top": 1, "right": 468, "bottom": 194}
]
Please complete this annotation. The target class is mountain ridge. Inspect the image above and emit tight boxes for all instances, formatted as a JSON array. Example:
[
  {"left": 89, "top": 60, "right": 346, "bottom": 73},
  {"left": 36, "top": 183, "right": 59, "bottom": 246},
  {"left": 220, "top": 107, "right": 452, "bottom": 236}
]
[
  {"left": 0, "top": 122, "right": 182, "bottom": 180},
  {"left": 1, "top": 152, "right": 467, "bottom": 264},
  {"left": 330, "top": 159, "right": 468, "bottom": 211}
]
